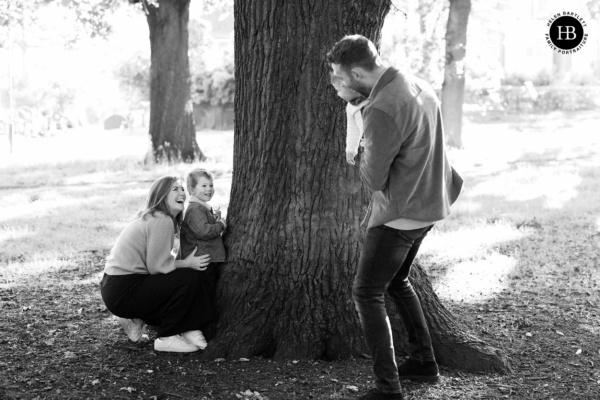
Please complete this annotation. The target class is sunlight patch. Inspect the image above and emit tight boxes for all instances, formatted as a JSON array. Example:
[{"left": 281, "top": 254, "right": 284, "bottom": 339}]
[
  {"left": 433, "top": 253, "right": 516, "bottom": 303},
  {"left": 0, "top": 257, "right": 77, "bottom": 287},
  {"left": 469, "top": 166, "right": 581, "bottom": 209},
  {"left": 421, "top": 223, "right": 525, "bottom": 262},
  {"left": 0, "top": 191, "right": 80, "bottom": 223},
  {"left": 0, "top": 224, "right": 35, "bottom": 244}
]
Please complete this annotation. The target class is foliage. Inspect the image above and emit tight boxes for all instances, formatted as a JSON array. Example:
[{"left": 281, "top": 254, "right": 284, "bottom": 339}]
[
  {"left": 60, "top": 0, "right": 122, "bottom": 41},
  {"left": 192, "top": 61, "right": 235, "bottom": 106},
  {"left": 114, "top": 52, "right": 151, "bottom": 105},
  {"left": 380, "top": 0, "right": 448, "bottom": 88},
  {"left": 113, "top": 4, "right": 234, "bottom": 110},
  {"left": 587, "top": 0, "right": 600, "bottom": 18},
  {"left": 503, "top": 71, "right": 551, "bottom": 87},
  {"left": 0, "top": 0, "right": 122, "bottom": 47},
  {"left": 530, "top": 85, "right": 600, "bottom": 111}
]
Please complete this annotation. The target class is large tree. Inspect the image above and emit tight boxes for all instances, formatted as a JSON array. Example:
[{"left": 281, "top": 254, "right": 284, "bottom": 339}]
[
  {"left": 204, "top": 0, "right": 510, "bottom": 373},
  {"left": 1, "top": 0, "right": 204, "bottom": 162},
  {"left": 441, "top": 0, "right": 471, "bottom": 149},
  {"left": 133, "top": 0, "right": 202, "bottom": 162}
]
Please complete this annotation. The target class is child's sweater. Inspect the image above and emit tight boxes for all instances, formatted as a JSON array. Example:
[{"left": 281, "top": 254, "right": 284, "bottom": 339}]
[{"left": 178, "top": 198, "right": 226, "bottom": 262}]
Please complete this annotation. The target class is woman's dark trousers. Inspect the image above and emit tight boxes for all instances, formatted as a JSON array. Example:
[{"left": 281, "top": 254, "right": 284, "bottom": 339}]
[{"left": 100, "top": 269, "right": 216, "bottom": 338}]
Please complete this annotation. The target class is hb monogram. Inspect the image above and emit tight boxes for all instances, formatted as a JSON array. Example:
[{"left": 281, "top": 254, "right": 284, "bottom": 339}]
[{"left": 556, "top": 26, "right": 577, "bottom": 40}]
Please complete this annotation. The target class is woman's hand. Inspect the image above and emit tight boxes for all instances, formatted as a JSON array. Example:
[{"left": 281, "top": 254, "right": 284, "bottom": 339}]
[{"left": 184, "top": 248, "right": 211, "bottom": 271}]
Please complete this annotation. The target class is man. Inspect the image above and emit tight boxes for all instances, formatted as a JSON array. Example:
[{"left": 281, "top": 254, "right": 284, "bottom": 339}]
[{"left": 327, "top": 35, "right": 463, "bottom": 400}]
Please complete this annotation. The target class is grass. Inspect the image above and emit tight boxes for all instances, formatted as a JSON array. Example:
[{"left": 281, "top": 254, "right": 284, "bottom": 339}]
[
  {"left": 1, "top": 110, "right": 600, "bottom": 399},
  {"left": 0, "top": 127, "right": 233, "bottom": 272}
]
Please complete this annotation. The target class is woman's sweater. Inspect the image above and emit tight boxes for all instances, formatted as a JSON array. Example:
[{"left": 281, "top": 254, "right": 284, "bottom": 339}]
[{"left": 104, "top": 212, "right": 176, "bottom": 275}]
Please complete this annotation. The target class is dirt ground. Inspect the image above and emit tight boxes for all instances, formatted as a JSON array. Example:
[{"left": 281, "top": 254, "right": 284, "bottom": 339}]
[{"left": 1, "top": 239, "right": 599, "bottom": 400}]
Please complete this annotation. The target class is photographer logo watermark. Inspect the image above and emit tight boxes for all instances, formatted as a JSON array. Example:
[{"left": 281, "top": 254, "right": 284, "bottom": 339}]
[{"left": 545, "top": 12, "right": 588, "bottom": 54}]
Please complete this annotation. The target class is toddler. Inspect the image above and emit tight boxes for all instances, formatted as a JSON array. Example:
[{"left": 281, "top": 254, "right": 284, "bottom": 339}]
[
  {"left": 331, "top": 74, "right": 369, "bottom": 165},
  {"left": 178, "top": 169, "right": 225, "bottom": 345},
  {"left": 179, "top": 168, "right": 226, "bottom": 262}
]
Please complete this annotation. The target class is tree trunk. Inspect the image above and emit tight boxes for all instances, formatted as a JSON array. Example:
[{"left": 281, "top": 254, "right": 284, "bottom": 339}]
[
  {"left": 441, "top": 0, "right": 471, "bottom": 149},
  {"left": 388, "top": 264, "right": 512, "bottom": 373},
  {"left": 206, "top": 0, "right": 510, "bottom": 373},
  {"left": 144, "top": 0, "right": 203, "bottom": 163}
]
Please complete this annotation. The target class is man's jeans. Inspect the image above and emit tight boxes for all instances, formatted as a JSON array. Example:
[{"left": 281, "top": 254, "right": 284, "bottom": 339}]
[{"left": 352, "top": 224, "right": 435, "bottom": 394}]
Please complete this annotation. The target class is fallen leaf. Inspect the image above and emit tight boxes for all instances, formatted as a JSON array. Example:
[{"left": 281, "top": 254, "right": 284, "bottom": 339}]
[
  {"left": 346, "top": 385, "right": 359, "bottom": 392},
  {"left": 91, "top": 379, "right": 100, "bottom": 385},
  {"left": 556, "top": 331, "right": 564, "bottom": 336},
  {"left": 576, "top": 349, "right": 582, "bottom": 355},
  {"left": 239, "top": 358, "right": 250, "bottom": 362}
]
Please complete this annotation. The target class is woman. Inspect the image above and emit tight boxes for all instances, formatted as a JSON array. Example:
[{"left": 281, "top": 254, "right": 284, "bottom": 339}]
[{"left": 100, "top": 176, "right": 217, "bottom": 352}]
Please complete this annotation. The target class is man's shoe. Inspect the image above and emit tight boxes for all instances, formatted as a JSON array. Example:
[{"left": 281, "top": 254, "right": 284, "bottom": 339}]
[
  {"left": 182, "top": 330, "right": 207, "bottom": 350},
  {"left": 154, "top": 335, "right": 200, "bottom": 353},
  {"left": 398, "top": 359, "right": 439, "bottom": 383},
  {"left": 356, "top": 388, "right": 403, "bottom": 400},
  {"left": 117, "top": 317, "right": 145, "bottom": 342}
]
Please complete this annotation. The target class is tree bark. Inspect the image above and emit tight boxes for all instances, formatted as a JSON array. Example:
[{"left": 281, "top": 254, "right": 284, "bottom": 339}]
[
  {"left": 206, "top": 0, "right": 510, "bottom": 374},
  {"left": 388, "top": 264, "right": 512, "bottom": 373},
  {"left": 144, "top": 0, "right": 203, "bottom": 163},
  {"left": 441, "top": 0, "right": 471, "bottom": 149}
]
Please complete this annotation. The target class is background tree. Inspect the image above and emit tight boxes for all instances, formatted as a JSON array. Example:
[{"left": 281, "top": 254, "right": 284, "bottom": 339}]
[
  {"left": 204, "top": 0, "right": 510, "bottom": 373},
  {"left": 128, "top": 0, "right": 201, "bottom": 163},
  {"left": 441, "top": 0, "right": 471, "bottom": 148},
  {"left": 1, "top": 0, "right": 213, "bottom": 162}
]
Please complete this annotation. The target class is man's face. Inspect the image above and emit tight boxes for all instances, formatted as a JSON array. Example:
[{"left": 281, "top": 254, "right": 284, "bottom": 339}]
[{"left": 330, "top": 63, "right": 370, "bottom": 98}]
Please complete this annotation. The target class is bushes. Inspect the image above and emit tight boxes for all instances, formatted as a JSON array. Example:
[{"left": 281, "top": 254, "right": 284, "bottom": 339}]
[{"left": 466, "top": 85, "right": 600, "bottom": 113}]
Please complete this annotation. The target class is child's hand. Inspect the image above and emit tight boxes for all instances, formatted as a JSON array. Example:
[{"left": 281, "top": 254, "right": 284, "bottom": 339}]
[
  {"left": 218, "top": 219, "right": 227, "bottom": 230},
  {"left": 346, "top": 151, "right": 357, "bottom": 165},
  {"left": 214, "top": 207, "right": 222, "bottom": 220}
]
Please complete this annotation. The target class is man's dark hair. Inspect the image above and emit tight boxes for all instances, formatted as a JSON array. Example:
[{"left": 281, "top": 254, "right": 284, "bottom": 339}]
[{"left": 326, "top": 34, "right": 378, "bottom": 72}]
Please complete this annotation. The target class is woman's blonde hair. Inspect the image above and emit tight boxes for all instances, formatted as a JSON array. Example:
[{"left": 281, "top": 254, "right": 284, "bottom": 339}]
[{"left": 136, "top": 175, "right": 183, "bottom": 228}]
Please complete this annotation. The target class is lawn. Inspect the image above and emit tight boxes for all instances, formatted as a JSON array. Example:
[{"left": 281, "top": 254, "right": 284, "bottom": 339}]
[{"left": 1, "top": 110, "right": 599, "bottom": 399}]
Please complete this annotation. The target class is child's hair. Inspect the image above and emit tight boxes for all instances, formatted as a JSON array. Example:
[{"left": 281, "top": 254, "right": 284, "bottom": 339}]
[
  {"left": 186, "top": 168, "right": 214, "bottom": 193},
  {"left": 136, "top": 175, "right": 183, "bottom": 227}
]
